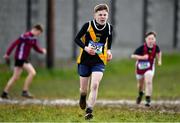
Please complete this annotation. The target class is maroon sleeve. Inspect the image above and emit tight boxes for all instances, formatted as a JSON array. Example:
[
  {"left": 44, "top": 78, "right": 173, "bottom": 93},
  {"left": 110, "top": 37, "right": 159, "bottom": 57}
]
[
  {"left": 6, "top": 39, "right": 20, "bottom": 56},
  {"left": 33, "top": 40, "right": 44, "bottom": 54}
]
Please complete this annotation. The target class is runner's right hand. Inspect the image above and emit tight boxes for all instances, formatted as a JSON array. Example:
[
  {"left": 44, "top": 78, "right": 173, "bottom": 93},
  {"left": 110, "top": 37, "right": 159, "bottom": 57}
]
[
  {"left": 84, "top": 46, "right": 96, "bottom": 55},
  {"left": 142, "top": 54, "right": 148, "bottom": 60},
  {"left": 3, "top": 54, "right": 9, "bottom": 60},
  {"left": 42, "top": 48, "right": 47, "bottom": 55}
]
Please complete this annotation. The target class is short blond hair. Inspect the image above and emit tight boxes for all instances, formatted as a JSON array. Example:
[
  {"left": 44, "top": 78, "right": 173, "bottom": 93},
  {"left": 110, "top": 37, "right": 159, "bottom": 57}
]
[{"left": 94, "top": 4, "right": 109, "bottom": 13}]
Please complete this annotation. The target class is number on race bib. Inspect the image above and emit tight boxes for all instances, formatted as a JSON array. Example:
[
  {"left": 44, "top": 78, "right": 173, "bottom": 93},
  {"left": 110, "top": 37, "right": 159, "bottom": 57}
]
[
  {"left": 88, "top": 41, "right": 104, "bottom": 54},
  {"left": 137, "top": 61, "right": 150, "bottom": 70}
]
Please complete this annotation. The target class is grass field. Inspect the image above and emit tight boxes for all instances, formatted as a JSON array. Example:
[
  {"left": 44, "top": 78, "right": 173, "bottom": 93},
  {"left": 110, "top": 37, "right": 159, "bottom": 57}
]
[
  {"left": 0, "top": 104, "right": 180, "bottom": 122},
  {"left": 0, "top": 53, "right": 180, "bottom": 122}
]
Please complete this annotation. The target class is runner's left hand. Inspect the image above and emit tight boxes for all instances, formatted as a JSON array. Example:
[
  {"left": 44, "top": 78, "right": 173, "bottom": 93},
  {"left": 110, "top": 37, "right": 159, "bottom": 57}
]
[{"left": 107, "top": 50, "right": 112, "bottom": 62}]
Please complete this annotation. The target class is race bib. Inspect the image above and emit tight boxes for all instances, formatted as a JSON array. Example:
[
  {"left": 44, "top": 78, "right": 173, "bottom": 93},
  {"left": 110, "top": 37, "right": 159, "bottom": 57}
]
[
  {"left": 88, "top": 41, "right": 103, "bottom": 54},
  {"left": 137, "top": 61, "right": 150, "bottom": 70}
]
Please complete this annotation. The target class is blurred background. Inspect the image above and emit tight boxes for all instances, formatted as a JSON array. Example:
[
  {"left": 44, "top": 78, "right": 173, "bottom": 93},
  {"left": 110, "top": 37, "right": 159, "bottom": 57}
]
[{"left": 0, "top": 0, "right": 179, "bottom": 68}]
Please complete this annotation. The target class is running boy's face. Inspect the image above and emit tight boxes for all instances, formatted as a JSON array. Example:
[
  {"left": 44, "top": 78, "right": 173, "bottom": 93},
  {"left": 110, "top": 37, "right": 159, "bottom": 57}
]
[
  {"left": 31, "top": 28, "right": 42, "bottom": 36},
  {"left": 145, "top": 34, "right": 156, "bottom": 48},
  {"left": 94, "top": 10, "right": 108, "bottom": 25}
]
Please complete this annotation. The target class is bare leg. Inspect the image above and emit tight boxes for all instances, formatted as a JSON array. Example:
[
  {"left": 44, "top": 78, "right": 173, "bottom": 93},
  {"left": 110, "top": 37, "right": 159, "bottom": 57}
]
[
  {"left": 80, "top": 76, "right": 90, "bottom": 95},
  {"left": 137, "top": 78, "right": 144, "bottom": 92},
  {"left": 87, "top": 72, "right": 103, "bottom": 108},
  {"left": 79, "top": 76, "right": 90, "bottom": 109},
  {"left": 144, "top": 71, "right": 153, "bottom": 96},
  {"left": 144, "top": 70, "right": 154, "bottom": 106},
  {"left": 136, "top": 77, "right": 145, "bottom": 104},
  {"left": 22, "top": 63, "right": 36, "bottom": 91},
  {"left": 4, "top": 67, "right": 23, "bottom": 92}
]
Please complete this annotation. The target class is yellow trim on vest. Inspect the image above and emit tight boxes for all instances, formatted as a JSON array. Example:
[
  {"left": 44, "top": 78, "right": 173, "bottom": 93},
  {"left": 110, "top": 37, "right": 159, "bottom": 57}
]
[
  {"left": 98, "top": 38, "right": 108, "bottom": 65},
  {"left": 77, "top": 35, "right": 85, "bottom": 64},
  {"left": 89, "top": 25, "right": 96, "bottom": 41},
  {"left": 89, "top": 25, "right": 108, "bottom": 65}
]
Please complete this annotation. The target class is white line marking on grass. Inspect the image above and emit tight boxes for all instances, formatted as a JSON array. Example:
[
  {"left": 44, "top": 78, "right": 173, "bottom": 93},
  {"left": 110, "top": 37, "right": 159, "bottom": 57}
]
[{"left": 1, "top": 98, "right": 180, "bottom": 106}]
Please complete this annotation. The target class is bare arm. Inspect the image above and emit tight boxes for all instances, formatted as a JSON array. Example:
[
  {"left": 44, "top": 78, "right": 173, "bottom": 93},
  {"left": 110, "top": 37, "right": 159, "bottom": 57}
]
[
  {"left": 131, "top": 54, "right": 148, "bottom": 60},
  {"left": 157, "top": 51, "right": 162, "bottom": 66},
  {"left": 33, "top": 40, "right": 46, "bottom": 54}
]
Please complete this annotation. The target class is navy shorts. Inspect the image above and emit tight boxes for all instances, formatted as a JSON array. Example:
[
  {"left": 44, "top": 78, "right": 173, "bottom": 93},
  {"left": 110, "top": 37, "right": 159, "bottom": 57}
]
[{"left": 78, "top": 64, "right": 105, "bottom": 77}]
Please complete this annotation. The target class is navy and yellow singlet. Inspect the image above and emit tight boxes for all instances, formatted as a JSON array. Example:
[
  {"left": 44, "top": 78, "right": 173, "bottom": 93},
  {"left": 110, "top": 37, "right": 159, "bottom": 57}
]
[{"left": 75, "top": 20, "right": 113, "bottom": 65}]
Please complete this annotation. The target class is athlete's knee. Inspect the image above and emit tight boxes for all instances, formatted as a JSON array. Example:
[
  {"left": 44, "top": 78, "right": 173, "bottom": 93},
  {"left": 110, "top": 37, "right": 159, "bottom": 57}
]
[
  {"left": 145, "top": 71, "right": 153, "bottom": 77},
  {"left": 32, "top": 71, "right": 36, "bottom": 76},
  {"left": 29, "top": 70, "right": 36, "bottom": 76},
  {"left": 145, "top": 79, "right": 152, "bottom": 86},
  {"left": 145, "top": 73, "right": 153, "bottom": 82},
  {"left": 145, "top": 80, "right": 152, "bottom": 96},
  {"left": 12, "top": 75, "right": 20, "bottom": 81},
  {"left": 80, "top": 88, "right": 87, "bottom": 94},
  {"left": 146, "top": 80, "right": 152, "bottom": 85},
  {"left": 91, "top": 82, "right": 99, "bottom": 91}
]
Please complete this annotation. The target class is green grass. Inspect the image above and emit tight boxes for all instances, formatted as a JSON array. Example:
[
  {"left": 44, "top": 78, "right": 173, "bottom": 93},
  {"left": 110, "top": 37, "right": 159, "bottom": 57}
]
[
  {"left": 0, "top": 105, "right": 180, "bottom": 122},
  {"left": 0, "top": 53, "right": 180, "bottom": 99},
  {"left": 0, "top": 53, "right": 180, "bottom": 121}
]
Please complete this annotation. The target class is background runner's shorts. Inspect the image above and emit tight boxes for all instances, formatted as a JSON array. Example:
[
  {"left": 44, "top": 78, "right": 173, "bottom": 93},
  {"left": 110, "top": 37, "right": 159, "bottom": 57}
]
[
  {"left": 15, "top": 59, "right": 29, "bottom": 67},
  {"left": 136, "top": 65, "right": 155, "bottom": 80},
  {"left": 78, "top": 64, "right": 105, "bottom": 77}
]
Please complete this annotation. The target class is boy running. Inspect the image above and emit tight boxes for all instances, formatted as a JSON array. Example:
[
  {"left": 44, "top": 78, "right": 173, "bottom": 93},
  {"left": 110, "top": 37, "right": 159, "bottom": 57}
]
[
  {"left": 131, "top": 31, "right": 162, "bottom": 107},
  {"left": 75, "top": 4, "right": 113, "bottom": 120},
  {"left": 1, "top": 24, "right": 46, "bottom": 99}
]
